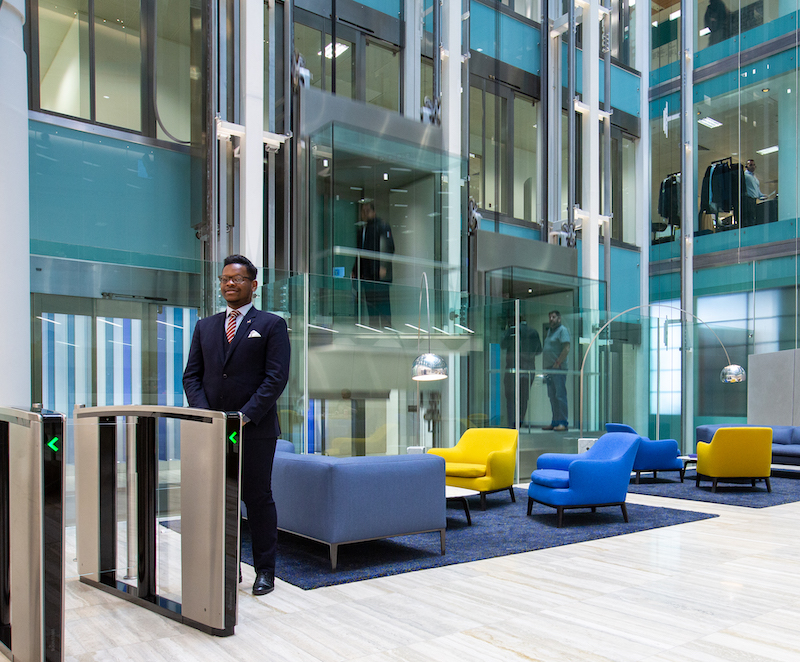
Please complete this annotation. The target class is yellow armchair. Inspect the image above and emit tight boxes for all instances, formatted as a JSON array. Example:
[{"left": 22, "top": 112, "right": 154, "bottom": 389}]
[
  {"left": 428, "top": 428, "right": 518, "bottom": 509},
  {"left": 696, "top": 426, "right": 772, "bottom": 492}
]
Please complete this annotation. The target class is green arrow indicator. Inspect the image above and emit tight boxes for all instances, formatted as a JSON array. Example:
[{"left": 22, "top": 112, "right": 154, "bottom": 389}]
[
  {"left": 48, "top": 437, "right": 59, "bottom": 452},
  {"left": 229, "top": 431, "right": 238, "bottom": 444}
]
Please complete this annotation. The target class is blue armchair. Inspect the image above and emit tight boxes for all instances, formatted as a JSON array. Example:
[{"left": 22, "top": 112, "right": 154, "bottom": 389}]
[
  {"left": 605, "top": 423, "right": 685, "bottom": 484},
  {"left": 527, "top": 432, "right": 641, "bottom": 527}
]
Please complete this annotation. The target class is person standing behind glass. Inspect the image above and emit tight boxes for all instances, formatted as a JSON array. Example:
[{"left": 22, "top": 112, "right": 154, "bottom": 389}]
[
  {"left": 743, "top": 158, "right": 766, "bottom": 226},
  {"left": 351, "top": 201, "right": 395, "bottom": 329},
  {"left": 542, "top": 310, "right": 571, "bottom": 432}
]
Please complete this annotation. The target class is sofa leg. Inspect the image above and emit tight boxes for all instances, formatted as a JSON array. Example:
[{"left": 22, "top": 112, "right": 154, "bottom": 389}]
[
  {"left": 439, "top": 529, "right": 446, "bottom": 555},
  {"left": 509, "top": 487, "right": 516, "bottom": 503},
  {"left": 621, "top": 502, "right": 629, "bottom": 523},
  {"left": 765, "top": 476, "right": 772, "bottom": 493},
  {"left": 712, "top": 478, "right": 718, "bottom": 493},
  {"left": 527, "top": 497, "right": 533, "bottom": 516},
  {"left": 635, "top": 471, "right": 640, "bottom": 485},
  {"left": 330, "top": 543, "right": 338, "bottom": 570},
  {"left": 480, "top": 493, "right": 487, "bottom": 511},
  {"left": 653, "top": 471, "right": 658, "bottom": 480},
  {"left": 556, "top": 506, "right": 564, "bottom": 528}
]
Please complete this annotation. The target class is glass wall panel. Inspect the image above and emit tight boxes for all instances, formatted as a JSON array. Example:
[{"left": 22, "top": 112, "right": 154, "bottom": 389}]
[
  {"left": 485, "top": 90, "right": 508, "bottom": 214},
  {"left": 365, "top": 40, "right": 400, "bottom": 111},
  {"left": 38, "top": 0, "right": 91, "bottom": 119},
  {"left": 469, "top": 85, "right": 484, "bottom": 208},
  {"left": 513, "top": 95, "right": 538, "bottom": 222},
  {"left": 324, "top": 33, "right": 355, "bottom": 98},
  {"left": 308, "top": 122, "right": 456, "bottom": 290},
  {"left": 650, "top": 0, "right": 681, "bottom": 79},
  {"left": 650, "top": 93, "right": 681, "bottom": 248},
  {"left": 94, "top": 0, "right": 142, "bottom": 130},
  {"left": 295, "top": 22, "right": 324, "bottom": 90},
  {"left": 155, "top": 0, "right": 193, "bottom": 142}
]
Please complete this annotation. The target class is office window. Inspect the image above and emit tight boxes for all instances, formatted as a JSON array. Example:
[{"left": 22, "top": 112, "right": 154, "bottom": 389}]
[
  {"left": 32, "top": 0, "right": 200, "bottom": 140},
  {"left": 324, "top": 33, "right": 355, "bottom": 98},
  {"left": 94, "top": 0, "right": 141, "bottom": 130},
  {"left": 38, "top": 0, "right": 91, "bottom": 119},
  {"left": 365, "top": 40, "right": 400, "bottom": 111},
  {"left": 513, "top": 95, "right": 538, "bottom": 222}
]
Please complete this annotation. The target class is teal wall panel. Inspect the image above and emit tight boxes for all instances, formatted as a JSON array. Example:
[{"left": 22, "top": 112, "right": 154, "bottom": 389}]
[{"left": 29, "top": 121, "right": 200, "bottom": 271}]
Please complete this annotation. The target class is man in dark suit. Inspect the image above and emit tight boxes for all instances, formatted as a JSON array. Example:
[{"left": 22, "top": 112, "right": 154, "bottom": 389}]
[{"left": 183, "top": 254, "right": 290, "bottom": 596}]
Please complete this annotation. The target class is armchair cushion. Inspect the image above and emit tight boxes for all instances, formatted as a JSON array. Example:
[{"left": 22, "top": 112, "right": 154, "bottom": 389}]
[
  {"left": 530, "top": 469, "right": 570, "bottom": 489},
  {"left": 445, "top": 462, "right": 487, "bottom": 478}
]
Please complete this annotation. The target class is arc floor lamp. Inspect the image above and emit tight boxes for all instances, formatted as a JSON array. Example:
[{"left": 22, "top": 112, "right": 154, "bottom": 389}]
[{"left": 579, "top": 304, "right": 746, "bottom": 437}]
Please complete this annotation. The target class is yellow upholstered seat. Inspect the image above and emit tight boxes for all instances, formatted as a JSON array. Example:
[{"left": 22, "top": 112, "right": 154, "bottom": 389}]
[
  {"left": 428, "top": 428, "right": 518, "bottom": 509},
  {"left": 696, "top": 426, "right": 772, "bottom": 492}
]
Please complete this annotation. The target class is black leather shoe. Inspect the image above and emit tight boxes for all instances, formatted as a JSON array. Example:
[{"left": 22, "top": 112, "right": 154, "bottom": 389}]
[{"left": 253, "top": 569, "right": 274, "bottom": 596}]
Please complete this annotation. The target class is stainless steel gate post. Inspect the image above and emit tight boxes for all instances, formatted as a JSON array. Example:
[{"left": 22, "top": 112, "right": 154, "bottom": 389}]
[
  {"left": 0, "top": 405, "right": 66, "bottom": 662},
  {"left": 74, "top": 405, "right": 242, "bottom": 637}
]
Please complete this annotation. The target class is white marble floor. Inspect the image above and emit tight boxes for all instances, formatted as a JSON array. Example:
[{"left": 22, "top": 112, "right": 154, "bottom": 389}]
[{"left": 20, "top": 489, "right": 800, "bottom": 662}]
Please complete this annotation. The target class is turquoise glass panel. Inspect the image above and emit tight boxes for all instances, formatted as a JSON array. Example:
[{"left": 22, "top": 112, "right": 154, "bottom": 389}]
[
  {"left": 471, "top": 2, "right": 539, "bottom": 75},
  {"left": 29, "top": 120, "right": 200, "bottom": 270}
]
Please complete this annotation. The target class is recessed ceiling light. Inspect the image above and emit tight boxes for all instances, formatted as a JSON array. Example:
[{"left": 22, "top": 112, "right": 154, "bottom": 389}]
[
  {"left": 762, "top": 88, "right": 770, "bottom": 93},
  {"left": 756, "top": 146, "right": 779, "bottom": 155},
  {"left": 669, "top": 10, "right": 681, "bottom": 20},
  {"left": 699, "top": 27, "right": 710, "bottom": 36},
  {"left": 698, "top": 117, "right": 722, "bottom": 128}
]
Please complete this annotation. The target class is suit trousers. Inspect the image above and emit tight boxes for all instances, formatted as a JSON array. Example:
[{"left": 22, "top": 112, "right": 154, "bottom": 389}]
[{"left": 241, "top": 435, "right": 278, "bottom": 573}]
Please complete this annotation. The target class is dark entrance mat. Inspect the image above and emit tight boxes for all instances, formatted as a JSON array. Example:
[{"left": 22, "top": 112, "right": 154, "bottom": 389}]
[
  {"left": 628, "top": 469, "right": 800, "bottom": 508},
  {"left": 232, "top": 488, "right": 714, "bottom": 589}
]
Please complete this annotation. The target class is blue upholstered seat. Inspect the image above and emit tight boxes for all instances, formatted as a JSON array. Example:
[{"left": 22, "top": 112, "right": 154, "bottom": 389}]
[
  {"left": 527, "top": 432, "right": 641, "bottom": 527},
  {"left": 605, "top": 423, "right": 685, "bottom": 483}
]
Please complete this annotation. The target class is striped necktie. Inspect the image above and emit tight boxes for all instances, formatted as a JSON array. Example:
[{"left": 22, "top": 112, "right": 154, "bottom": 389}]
[{"left": 226, "top": 310, "right": 239, "bottom": 343}]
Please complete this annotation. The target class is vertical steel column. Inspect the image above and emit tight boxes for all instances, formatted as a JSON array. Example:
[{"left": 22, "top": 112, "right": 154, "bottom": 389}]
[
  {"left": 680, "top": 0, "right": 695, "bottom": 452},
  {"left": 98, "top": 417, "right": 117, "bottom": 586},
  {"left": 567, "top": 0, "right": 576, "bottom": 248},
  {"left": 540, "top": 0, "right": 549, "bottom": 241},
  {"left": 135, "top": 417, "right": 157, "bottom": 601},
  {"left": 0, "top": 420, "right": 9, "bottom": 650}
]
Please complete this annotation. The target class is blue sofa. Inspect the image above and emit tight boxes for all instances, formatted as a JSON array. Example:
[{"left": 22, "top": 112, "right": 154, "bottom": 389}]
[
  {"left": 271, "top": 442, "right": 447, "bottom": 569},
  {"left": 606, "top": 423, "right": 685, "bottom": 482},
  {"left": 697, "top": 424, "right": 800, "bottom": 466}
]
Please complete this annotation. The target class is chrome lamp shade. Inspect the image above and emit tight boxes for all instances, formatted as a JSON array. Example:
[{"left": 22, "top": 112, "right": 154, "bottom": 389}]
[
  {"left": 411, "top": 352, "right": 448, "bottom": 381},
  {"left": 721, "top": 364, "right": 746, "bottom": 383}
]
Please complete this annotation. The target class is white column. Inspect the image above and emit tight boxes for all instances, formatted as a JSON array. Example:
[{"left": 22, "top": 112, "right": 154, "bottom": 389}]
[
  {"left": 635, "top": 0, "right": 652, "bottom": 435},
  {"left": 580, "top": 0, "right": 600, "bottom": 292},
  {"left": 0, "top": 0, "right": 32, "bottom": 407},
  {"left": 442, "top": 0, "right": 462, "bottom": 294},
  {"left": 240, "top": 0, "right": 265, "bottom": 277},
  {"left": 403, "top": 0, "right": 422, "bottom": 118},
  {"left": 441, "top": 0, "right": 462, "bottom": 443}
]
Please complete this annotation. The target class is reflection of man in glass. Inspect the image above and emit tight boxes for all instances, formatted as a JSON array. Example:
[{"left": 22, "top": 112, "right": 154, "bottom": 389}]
[
  {"left": 743, "top": 158, "right": 767, "bottom": 226},
  {"left": 351, "top": 202, "right": 395, "bottom": 329},
  {"left": 542, "top": 311, "right": 570, "bottom": 432},
  {"left": 501, "top": 314, "right": 541, "bottom": 428},
  {"left": 705, "top": 0, "right": 731, "bottom": 45}
]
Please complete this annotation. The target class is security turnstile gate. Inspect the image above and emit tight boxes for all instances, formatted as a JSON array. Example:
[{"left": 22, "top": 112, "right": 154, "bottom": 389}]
[
  {"left": 74, "top": 405, "right": 242, "bottom": 637},
  {"left": 0, "top": 406, "right": 66, "bottom": 662}
]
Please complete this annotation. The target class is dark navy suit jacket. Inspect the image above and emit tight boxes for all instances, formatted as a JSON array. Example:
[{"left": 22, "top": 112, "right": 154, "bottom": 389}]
[{"left": 183, "top": 307, "right": 290, "bottom": 440}]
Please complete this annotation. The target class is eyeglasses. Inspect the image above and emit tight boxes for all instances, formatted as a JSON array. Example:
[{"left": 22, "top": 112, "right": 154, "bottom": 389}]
[{"left": 218, "top": 275, "right": 253, "bottom": 285}]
